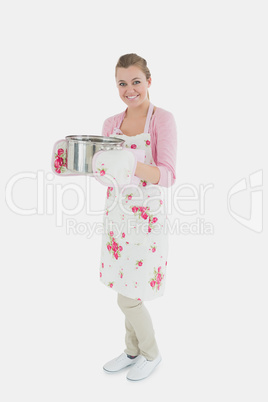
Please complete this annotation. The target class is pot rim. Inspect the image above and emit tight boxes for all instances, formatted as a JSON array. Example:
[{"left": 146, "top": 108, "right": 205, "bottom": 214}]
[{"left": 65, "top": 135, "right": 124, "bottom": 144}]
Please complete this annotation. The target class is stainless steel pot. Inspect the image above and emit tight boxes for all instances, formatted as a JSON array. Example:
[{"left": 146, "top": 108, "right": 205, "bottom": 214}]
[{"left": 65, "top": 135, "right": 125, "bottom": 174}]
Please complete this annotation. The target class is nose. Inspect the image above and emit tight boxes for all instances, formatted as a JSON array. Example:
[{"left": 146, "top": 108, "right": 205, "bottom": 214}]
[{"left": 125, "top": 84, "right": 137, "bottom": 94}]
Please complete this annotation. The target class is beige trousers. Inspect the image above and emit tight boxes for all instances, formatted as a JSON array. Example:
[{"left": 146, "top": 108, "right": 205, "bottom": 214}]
[{"left": 117, "top": 293, "right": 159, "bottom": 361}]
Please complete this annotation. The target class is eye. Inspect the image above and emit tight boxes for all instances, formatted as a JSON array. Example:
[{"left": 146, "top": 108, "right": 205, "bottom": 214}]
[
  {"left": 133, "top": 81, "right": 140, "bottom": 85},
  {"left": 119, "top": 82, "right": 126, "bottom": 86}
]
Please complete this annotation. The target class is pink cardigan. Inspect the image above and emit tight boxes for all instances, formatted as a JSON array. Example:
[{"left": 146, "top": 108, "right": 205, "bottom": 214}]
[{"left": 102, "top": 107, "right": 177, "bottom": 187}]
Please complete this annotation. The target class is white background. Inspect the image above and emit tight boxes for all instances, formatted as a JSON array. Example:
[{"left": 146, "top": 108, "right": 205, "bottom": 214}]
[{"left": 1, "top": 0, "right": 267, "bottom": 401}]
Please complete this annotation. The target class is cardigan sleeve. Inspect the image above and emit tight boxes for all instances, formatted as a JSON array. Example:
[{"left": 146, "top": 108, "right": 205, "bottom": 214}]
[
  {"left": 154, "top": 110, "right": 177, "bottom": 187},
  {"left": 102, "top": 116, "right": 114, "bottom": 137},
  {"left": 101, "top": 112, "right": 124, "bottom": 137}
]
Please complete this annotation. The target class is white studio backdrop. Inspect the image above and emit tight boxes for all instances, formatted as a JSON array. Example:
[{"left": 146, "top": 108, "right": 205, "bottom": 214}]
[{"left": 1, "top": 1, "right": 267, "bottom": 401}]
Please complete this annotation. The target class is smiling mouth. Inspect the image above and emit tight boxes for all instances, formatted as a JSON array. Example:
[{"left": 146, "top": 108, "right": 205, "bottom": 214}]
[{"left": 126, "top": 95, "right": 139, "bottom": 99}]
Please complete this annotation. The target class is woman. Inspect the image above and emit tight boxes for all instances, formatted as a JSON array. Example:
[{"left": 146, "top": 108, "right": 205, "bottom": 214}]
[{"left": 99, "top": 53, "right": 177, "bottom": 381}]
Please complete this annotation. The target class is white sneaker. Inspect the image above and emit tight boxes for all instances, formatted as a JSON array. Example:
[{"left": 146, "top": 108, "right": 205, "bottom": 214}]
[
  {"left": 103, "top": 353, "right": 139, "bottom": 373},
  {"left": 126, "top": 354, "right": 162, "bottom": 381}
]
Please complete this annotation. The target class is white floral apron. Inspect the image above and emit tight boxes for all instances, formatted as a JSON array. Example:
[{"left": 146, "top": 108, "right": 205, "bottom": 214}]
[{"left": 99, "top": 103, "right": 169, "bottom": 301}]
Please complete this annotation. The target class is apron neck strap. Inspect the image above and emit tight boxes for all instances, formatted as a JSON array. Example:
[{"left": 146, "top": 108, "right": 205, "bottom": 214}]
[
  {"left": 118, "top": 110, "right": 126, "bottom": 130},
  {"left": 144, "top": 102, "right": 154, "bottom": 133}
]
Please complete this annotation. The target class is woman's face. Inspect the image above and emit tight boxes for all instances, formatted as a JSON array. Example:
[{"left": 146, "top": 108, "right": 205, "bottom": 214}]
[{"left": 116, "top": 65, "right": 151, "bottom": 108}]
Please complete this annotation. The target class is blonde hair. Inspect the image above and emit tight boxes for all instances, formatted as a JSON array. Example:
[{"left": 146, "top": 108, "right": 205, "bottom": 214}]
[{"left": 115, "top": 53, "right": 151, "bottom": 99}]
